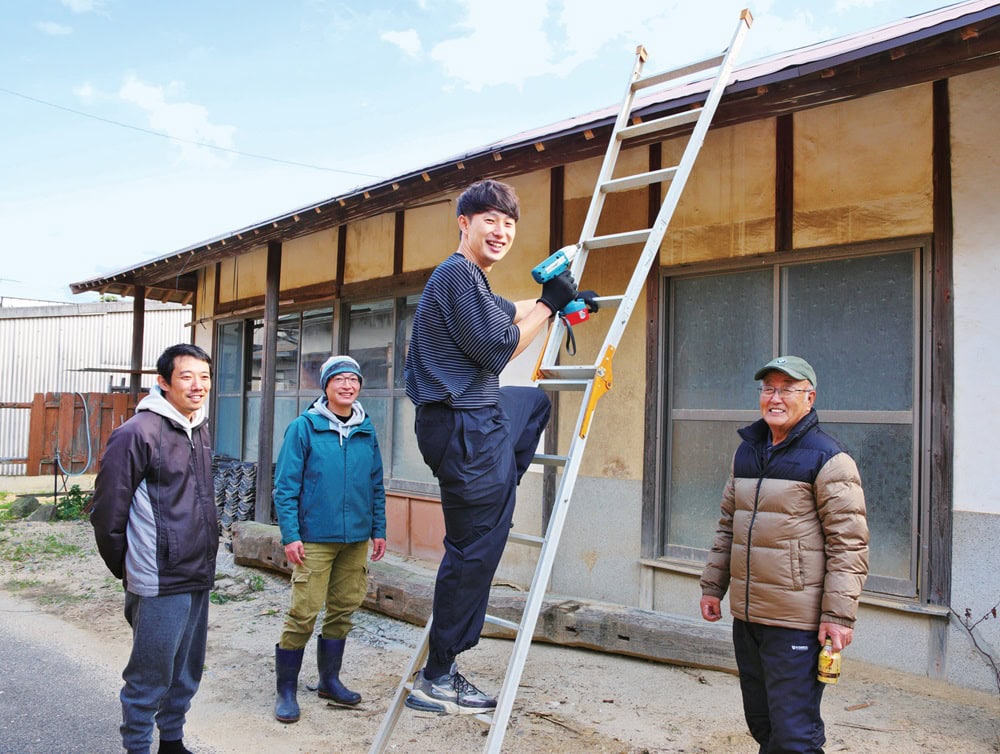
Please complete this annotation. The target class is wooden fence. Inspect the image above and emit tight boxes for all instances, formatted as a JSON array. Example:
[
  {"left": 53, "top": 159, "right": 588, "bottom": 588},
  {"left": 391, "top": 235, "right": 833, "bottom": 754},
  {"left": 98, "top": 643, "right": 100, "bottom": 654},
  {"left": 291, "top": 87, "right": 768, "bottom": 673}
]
[{"left": 25, "top": 392, "right": 138, "bottom": 477}]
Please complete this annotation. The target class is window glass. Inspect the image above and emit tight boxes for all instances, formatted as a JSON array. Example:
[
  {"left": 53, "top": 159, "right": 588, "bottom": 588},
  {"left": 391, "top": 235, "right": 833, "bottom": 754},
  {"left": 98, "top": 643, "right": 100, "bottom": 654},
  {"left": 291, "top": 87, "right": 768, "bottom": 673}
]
[
  {"left": 826, "top": 422, "right": 914, "bottom": 587},
  {"left": 784, "top": 253, "right": 914, "bottom": 411},
  {"left": 300, "top": 309, "right": 334, "bottom": 392},
  {"left": 248, "top": 320, "right": 264, "bottom": 392},
  {"left": 393, "top": 398, "right": 437, "bottom": 485},
  {"left": 214, "top": 396, "right": 242, "bottom": 459},
  {"left": 396, "top": 295, "right": 420, "bottom": 389},
  {"left": 663, "top": 248, "right": 921, "bottom": 598},
  {"left": 666, "top": 420, "right": 744, "bottom": 555},
  {"left": 242, "top": 395, "right": 260, "bottom": 462},
  {"left": 348, "top": 301, "right": 393, "bottom": 389},
  {"left": 273, "top": 397, "right": 300, "bottom": 463},
  {"left": 217, "top": 322, "right": 243, "bottom": 394},
  {"left": 671, "top": 271, "right": 772, "bottom": 410},
  {"left": 274, "top": 314, "right": 300, "bottom": 392}
]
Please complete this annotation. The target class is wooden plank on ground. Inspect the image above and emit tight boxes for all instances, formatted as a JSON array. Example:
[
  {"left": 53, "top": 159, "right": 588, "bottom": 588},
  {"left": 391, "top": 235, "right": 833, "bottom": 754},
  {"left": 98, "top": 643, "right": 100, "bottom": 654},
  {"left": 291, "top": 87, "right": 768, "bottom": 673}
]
[{"left": 231, "top": 520, "right": 737, "bottom": 673}]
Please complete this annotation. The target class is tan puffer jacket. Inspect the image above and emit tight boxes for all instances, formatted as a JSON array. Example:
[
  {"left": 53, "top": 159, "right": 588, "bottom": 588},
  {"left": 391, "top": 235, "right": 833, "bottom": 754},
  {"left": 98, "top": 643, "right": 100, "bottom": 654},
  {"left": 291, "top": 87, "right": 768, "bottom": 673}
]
[{"left": 700, "top": 412, "right": 869, "bottom": 631}]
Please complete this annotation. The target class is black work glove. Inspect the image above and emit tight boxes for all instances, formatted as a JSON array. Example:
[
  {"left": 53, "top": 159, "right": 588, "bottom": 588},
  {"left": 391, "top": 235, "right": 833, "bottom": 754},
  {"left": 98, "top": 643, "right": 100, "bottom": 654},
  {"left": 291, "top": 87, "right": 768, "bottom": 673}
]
[
  {"left": 537, "top": 270, "right": 578, "bottom": 314},
  {"left": 578, "top": 290, "right": 600, "bottom": 313}
]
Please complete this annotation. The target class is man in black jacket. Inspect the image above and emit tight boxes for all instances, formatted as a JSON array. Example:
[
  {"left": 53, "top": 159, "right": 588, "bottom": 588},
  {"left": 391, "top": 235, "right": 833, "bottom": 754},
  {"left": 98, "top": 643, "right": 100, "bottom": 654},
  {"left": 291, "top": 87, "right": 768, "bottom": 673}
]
[{"left": 91, "top": 343, "right": 217, "bottom": 754}]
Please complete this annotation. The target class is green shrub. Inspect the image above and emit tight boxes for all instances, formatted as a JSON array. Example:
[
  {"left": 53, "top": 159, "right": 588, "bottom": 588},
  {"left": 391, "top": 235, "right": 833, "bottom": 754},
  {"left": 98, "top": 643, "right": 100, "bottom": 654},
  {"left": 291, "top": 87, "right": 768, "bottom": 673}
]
[{"left": 54, "top": 485, "right": 92, "bottom": 521}]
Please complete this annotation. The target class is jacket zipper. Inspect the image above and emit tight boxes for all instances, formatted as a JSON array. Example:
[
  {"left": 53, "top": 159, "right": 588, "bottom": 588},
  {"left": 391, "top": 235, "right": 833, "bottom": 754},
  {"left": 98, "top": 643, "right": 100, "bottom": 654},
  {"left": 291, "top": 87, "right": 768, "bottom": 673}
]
[{"left": 744, "top": 445, "right": 767, "bottom": 622}]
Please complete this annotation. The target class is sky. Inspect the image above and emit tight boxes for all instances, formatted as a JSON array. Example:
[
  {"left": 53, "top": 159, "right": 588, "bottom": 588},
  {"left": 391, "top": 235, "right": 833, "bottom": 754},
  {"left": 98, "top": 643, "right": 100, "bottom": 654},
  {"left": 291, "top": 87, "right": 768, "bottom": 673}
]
[{"left": 0, "top": 0, "right": 964, "bottom": 303}]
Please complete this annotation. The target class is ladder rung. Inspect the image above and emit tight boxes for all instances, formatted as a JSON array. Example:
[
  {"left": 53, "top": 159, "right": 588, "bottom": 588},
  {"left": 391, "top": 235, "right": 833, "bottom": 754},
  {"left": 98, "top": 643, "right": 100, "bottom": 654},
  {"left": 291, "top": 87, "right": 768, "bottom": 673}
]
[
  {"left": 583, "top": 229, "right": 651, "bottom": 249},
  {"left": 618, "top": 108, "right": 702, "bottom": 141},
  {"left": 593, "top": 294, "right": 623, "bottom": 309},
  {"left": 537, "top": 365, "right": 596, "bottom": 380},
  {"left": 530, "top": 453, "right": 567, "bottom": 468},
  {"left": 484, "top": 614, "right": 520, "bottom": 632},
  {"left": 601, "top": 166, "right": 679, "bottom": 194},
  {"left": 508, "top": 530, "right": 546, "bottom": 546},
  {"left": 536, "top": 379, "right": 591, "bottom": 392},
  {"left": 632, "top": 52, "right": 725, "bottom": 91}
]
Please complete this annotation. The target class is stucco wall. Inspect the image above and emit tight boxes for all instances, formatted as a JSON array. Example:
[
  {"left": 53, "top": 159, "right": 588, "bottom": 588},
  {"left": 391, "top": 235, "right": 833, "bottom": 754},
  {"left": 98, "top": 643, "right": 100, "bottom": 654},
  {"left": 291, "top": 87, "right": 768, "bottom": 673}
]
[
  {"left": 662, "top": 118, "right": 775, "bottom": 262},
  {"left": 281, "top": 229, "right": 338, "bottom": 290},
  {"left": 795, "top": 84, "right": 933, "bottom": 246},
  {"left": 950, "top": 66, "right": 1000, "bottom": 516},
  {"left": 402, "top": 192, "right": 461, "bottom": 272},
  {"left": 345, "top": 213, "right": 394, "bottom": 283},
  {"left": 217, "top": 245, "right": 267, "bottom": 302}
]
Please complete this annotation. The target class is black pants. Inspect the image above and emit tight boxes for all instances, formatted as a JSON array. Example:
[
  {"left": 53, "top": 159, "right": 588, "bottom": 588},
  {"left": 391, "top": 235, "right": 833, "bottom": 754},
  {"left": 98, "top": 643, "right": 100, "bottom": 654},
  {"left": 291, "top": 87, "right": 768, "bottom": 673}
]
[
  {"left": 414, "top": 387, "right": 551, "bottom": 671},
  {"left": 733, "top": 618, "right": 826, "bottom": 753}
]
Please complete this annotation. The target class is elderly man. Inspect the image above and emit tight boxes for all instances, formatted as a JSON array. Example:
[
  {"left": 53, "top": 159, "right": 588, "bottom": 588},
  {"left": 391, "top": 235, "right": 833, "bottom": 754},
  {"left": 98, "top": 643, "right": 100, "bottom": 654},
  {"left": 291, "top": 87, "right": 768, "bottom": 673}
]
[{"left": 700, "top": 355, "right": 869, "bottom": 753}]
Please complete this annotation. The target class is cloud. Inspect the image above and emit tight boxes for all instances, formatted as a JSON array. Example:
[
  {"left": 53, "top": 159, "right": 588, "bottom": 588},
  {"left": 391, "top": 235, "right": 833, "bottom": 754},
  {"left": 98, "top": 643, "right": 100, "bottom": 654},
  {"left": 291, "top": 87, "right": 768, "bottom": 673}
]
[
  {"left": 61, "top": 0, "right": 106, "bottom": 12},
  {"left": 73, "top": 82, "right": 97, "bottom": 102},
  {"left": 427, "top": 0, "right": 778, "bottom": 91},
  {"left": 381, "top": 28, "right": 422, "bottom": 57},
  {"left": 118, "top": 75, "right": 237, "bottom": 163},
  {"left": 37, "top": 21, "right": 73, "bottom": 35},
  {"left": 429, "top": 0, "right": 555, "bottom": 91}
]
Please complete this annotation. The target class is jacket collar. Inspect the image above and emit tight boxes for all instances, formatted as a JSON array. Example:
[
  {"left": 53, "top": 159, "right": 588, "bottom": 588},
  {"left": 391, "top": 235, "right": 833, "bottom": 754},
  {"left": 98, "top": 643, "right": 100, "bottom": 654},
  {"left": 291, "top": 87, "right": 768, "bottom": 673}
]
[{"left": 739, "top": 408, "right": 819, "bottom": 450}]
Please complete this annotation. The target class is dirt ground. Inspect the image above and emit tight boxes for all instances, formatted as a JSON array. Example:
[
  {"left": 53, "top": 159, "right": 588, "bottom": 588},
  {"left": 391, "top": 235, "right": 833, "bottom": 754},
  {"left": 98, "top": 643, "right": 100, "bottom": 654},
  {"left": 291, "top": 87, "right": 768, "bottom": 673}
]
[{"left": 2, "top": 517, "right": 999, "bottom": 754}]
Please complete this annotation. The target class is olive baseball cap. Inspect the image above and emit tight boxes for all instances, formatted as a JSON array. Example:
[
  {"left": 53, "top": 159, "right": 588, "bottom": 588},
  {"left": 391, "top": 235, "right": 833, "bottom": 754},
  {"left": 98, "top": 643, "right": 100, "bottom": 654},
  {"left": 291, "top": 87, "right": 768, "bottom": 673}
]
[{"left": 754, "top": 355, "right": 817, "bottom": 387}]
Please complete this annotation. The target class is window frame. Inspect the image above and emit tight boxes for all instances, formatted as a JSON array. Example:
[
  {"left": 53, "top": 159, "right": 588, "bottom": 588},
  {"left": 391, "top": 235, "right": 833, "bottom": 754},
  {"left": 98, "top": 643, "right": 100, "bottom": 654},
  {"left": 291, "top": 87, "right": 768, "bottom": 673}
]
[{"left": 649, "top": 236, "right": 933, "bottom": 603}]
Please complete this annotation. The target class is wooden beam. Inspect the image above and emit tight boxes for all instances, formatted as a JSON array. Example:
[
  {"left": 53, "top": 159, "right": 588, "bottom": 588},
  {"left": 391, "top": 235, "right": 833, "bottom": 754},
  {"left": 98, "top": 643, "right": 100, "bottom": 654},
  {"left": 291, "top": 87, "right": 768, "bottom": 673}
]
[
  {"left": 775, "top": 114, "right": 794, "bottom": 252},
  {"left": 129, "top": 288, "right": 146, "bottom": 401},
  {"left": 393, "top": 210, "right": 405, "bottom": 276},
  {"left": 231, "top": 521, "right": 737, "bottom": 673},
  {"left": 928, "top": 77, "right": 954, "bottom": 615},
  {"left": 255, "top": 241, "right": 281, "bottom": 524}
]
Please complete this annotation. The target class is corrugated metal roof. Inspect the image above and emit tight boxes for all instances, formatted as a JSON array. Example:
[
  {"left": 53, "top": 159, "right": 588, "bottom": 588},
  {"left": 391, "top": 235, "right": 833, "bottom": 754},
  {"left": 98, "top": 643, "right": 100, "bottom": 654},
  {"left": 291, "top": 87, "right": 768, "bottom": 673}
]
[{"left": 69, "top": 0, "right": 1000, "bottom": 301}]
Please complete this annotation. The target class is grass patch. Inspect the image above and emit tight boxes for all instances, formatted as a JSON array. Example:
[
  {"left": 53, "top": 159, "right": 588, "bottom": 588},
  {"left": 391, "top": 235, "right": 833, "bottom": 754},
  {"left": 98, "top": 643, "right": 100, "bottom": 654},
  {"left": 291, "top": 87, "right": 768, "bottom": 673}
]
[
  {"left": 37, "top": 591, "right": 89, "bottom": 607},
  {"left": 6, "top": 577, "right": 42, "bottom": 590},
  {"left": 0, "top": 532, "right": 83, "bottom": 563}
]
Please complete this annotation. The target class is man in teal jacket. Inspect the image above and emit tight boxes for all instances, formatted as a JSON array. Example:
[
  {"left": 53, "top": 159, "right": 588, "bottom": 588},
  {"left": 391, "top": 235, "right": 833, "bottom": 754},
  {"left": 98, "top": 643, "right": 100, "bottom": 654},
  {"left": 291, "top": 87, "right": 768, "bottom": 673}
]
[{"left": 271, "top": 355, "right": 386, "bottom": 723}]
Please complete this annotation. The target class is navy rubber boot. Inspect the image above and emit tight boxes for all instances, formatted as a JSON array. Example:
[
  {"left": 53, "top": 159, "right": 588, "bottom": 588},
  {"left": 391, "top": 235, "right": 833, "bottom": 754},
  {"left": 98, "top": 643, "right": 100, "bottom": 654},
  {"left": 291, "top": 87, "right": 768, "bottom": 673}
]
[
  {"left": 317, "top": 637, "right": 361, "bottom": 706},
  {"left": 274, "top": 644, "right": 304, "bottom": 723}
]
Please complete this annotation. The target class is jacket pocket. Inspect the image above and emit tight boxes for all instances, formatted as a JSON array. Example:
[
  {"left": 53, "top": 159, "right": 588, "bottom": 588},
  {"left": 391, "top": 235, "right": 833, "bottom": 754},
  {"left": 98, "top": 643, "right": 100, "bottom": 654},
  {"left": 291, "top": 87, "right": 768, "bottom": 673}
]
[{"left": 789, "top": 540, "right": 804, "bottom": 591}]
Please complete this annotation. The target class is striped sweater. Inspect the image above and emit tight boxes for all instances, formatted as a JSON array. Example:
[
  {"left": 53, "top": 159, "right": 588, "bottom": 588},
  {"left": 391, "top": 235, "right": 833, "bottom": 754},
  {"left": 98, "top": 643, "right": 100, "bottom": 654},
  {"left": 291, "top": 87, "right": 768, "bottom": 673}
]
[{"left": 405, "top": 252, "right": 518, "bottom": 408}]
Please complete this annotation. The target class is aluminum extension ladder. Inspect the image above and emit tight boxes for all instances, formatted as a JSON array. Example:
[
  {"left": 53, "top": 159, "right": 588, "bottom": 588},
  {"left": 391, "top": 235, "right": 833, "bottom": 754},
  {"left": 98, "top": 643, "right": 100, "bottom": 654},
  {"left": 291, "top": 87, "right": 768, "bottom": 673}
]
[{"left": 369, "top": 10, "right": 752, "bottom": 753}]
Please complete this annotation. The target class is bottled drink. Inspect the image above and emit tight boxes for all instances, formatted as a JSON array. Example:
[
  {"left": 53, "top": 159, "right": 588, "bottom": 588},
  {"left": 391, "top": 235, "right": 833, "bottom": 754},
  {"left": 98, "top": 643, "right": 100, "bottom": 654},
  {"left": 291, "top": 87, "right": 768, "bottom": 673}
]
[{"left": 817, "top": 638, "right": 841, "bottom": 684}]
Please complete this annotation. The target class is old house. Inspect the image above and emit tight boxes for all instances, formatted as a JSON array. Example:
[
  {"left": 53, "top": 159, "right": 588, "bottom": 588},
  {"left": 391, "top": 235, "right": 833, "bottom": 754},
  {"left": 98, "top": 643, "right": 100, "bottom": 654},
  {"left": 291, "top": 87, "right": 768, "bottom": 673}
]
[{"left": 71, "top": 1, "right": 1000, "bottom": 692}]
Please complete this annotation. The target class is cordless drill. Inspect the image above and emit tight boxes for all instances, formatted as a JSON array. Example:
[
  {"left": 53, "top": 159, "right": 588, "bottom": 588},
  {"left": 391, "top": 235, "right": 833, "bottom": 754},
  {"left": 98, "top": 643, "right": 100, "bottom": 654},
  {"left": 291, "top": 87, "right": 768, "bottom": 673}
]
[{"left": 531, "top": 244, "right": 590, "bottom": 325}]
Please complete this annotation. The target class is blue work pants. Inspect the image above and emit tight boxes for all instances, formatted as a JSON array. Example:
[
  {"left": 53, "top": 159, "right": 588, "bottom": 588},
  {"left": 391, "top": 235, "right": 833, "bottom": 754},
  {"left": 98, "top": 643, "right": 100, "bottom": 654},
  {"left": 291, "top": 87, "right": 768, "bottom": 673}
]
[
  {"left": 414, "top": 386, "right": 551, "bottom": 670},
  {"left": 732, "top": 618, "right": 826, "bottom": 753}
]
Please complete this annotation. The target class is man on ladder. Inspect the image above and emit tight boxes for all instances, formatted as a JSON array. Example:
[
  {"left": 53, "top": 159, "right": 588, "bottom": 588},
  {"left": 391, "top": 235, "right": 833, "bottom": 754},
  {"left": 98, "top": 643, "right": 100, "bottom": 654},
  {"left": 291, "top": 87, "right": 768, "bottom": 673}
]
[{"left": 403, "top": 178, "right": 587, "bottom": 714}]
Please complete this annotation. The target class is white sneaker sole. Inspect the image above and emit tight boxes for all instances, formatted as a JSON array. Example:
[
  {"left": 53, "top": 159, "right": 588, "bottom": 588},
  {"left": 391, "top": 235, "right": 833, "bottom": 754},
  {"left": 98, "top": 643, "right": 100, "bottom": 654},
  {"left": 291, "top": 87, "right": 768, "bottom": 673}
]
[{"left": 405, "top": 690, "right": 495, "bottom": 716}]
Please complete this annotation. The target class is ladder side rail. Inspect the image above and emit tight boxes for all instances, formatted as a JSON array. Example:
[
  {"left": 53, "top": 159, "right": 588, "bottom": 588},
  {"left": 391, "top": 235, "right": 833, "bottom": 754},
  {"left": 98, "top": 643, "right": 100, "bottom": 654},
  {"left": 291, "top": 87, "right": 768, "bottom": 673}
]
[
  {"left": 575, "top": 46, "right": 650, "bottom": 251},
  {"left": 483, "top": 400, "right": 596, "bottom": 754},
  {"left": 591, "top": 11, "right": 753, "bottom": 361},
  {"left": 500, "top": 17, "right": 755, "bottom": 750},
  {"left": 368, "top": 620, "right": 434, "bottom": 754},
  {"left": 538, "top": 48, "right": 650, "bottom": 373}
]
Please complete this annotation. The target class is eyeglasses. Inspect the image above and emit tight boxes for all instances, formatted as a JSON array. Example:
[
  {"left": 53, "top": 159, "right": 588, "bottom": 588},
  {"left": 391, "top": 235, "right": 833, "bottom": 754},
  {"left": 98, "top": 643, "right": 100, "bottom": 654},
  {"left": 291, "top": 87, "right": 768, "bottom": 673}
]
[
  {"left": 329, "top": 375, "right": 360, "bottom": 386},
  {"left": 758, "top": 386, "right": 813, "bottom": 398}
]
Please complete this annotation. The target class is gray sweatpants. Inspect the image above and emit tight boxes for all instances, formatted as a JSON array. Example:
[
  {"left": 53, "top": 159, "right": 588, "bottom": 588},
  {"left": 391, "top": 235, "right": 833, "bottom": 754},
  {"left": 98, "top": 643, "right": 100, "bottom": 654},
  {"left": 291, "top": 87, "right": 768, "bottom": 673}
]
[{"left": 120, "top": 590, "right": 210, "bottom": 754}]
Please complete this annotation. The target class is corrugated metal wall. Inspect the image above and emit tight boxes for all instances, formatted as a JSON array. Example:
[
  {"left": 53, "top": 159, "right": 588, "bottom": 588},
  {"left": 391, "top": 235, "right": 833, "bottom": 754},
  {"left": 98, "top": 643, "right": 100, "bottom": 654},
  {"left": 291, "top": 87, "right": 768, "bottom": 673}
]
[{"left": 0, "top": 301, "right": 191, "bottom": 475}]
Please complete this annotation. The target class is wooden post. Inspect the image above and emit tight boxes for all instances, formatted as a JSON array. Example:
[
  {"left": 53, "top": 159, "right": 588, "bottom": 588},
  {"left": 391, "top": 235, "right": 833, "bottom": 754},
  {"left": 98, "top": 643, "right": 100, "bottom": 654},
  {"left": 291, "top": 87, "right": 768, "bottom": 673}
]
[
  {"left": 255, "top": 241, "right": 281, "bottom": 523},
  {"left": 130, "top": 287, "right": 146, "bottom": 401}
]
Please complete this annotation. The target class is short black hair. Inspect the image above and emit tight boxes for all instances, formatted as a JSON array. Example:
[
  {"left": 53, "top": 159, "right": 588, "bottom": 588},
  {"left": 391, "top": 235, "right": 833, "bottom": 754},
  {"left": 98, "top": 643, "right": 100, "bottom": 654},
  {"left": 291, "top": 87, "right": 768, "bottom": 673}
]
[
  {"left": 456, "top": 179, "right": 520, "bottom": 222},
  {"left": 157, "top": 343, "right": 212, "bottom": 381}
]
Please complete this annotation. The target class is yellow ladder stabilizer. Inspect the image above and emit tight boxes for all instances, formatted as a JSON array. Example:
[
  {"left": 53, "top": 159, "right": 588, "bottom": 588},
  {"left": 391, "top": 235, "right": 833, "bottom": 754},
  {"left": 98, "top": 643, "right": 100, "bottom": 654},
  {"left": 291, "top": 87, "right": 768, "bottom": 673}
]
[{"left": 579, "top": 345, "right": 615, "bottom": 439}]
